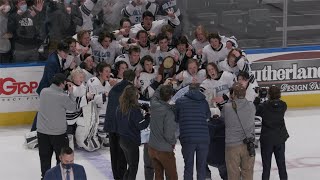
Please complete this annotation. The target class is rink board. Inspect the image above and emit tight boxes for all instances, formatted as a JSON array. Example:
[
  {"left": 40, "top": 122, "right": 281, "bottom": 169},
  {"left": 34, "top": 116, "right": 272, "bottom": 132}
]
[{"left": 1, "top": 46, "right": 320, "bottom": 126}]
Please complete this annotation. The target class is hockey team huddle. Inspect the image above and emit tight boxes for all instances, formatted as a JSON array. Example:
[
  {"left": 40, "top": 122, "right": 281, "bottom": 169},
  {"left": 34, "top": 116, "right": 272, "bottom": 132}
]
[{"left": 23, "top": 0, "right": 271, "bottom": 179}]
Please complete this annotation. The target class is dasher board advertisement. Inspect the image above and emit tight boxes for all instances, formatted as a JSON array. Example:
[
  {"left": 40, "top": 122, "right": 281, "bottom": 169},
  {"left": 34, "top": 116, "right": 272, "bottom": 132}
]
[{"left": 251, "top": 51, "right": 320, "bottom": 94}]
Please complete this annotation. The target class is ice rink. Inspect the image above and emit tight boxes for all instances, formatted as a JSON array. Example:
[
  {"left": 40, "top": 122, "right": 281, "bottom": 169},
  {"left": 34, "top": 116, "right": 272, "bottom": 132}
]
[{"left": 1, "top": 108, "right": 320, "bottom": 180}]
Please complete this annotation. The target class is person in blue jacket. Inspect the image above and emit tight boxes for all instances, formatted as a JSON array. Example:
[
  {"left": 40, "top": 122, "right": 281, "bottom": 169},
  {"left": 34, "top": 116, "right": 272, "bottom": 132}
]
[
  {"left": 116, "top": 84, "right": 150, "bottom": 180},
  {"left": 44, "top": 147, "right": 87, "bottom": 180},
  {"left": 175, "top": 83, "right": 211, "bottom": 180}
]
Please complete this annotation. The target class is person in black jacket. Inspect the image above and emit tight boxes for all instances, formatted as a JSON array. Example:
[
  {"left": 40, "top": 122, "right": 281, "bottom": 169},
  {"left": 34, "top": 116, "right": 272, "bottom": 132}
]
[
  {"left": 256, "top": 86, "right": 289, "bottom": 180},
  {"left": 104, "top": 69, "right": 135, "bottom": 180},
  {"left": 116, "top": 85, "right": 150, "bottom": 180}
]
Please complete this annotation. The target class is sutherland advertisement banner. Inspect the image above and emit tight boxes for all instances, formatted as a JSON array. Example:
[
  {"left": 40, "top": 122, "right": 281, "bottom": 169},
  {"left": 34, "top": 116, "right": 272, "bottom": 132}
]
[{"left": 250, "top": 51, "right": 320, "bottom": 94}]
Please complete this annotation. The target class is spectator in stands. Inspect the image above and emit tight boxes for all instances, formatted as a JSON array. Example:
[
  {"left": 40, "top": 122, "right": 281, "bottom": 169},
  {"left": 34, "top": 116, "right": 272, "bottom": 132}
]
[
  {"left": 192, "top": 25, "right": 209, "bottom": 57},
  {"left": 148, "top": 83, "right": 178, "bottom": 180},
  {"left": 116, "top": 85, "right": 150, "bottom": 180},
  {"left": 256, "top": 86, "right": 289, "bottom": 180},
  {"left": 104, "top": 69, "right": 136, "bottom": 180},
  {"left": 151, "top": 33, "right": 178, "bottom": 66},
  {"left": 201, "top": 33, "right": 230, "bottom": 67},
  {"left": 37, "top": 73, "right": 78, "bottom": 179},
  {"left": 161, "top": 25, "right": 177, "bottom": 49},
  {"left": 175, "top": 83, "right": 211, "bottom": 180},
  {"left": 46, "top": 0, "right": 82, "bottom": 52},
  {"left": 130, "top": 10, "right": 180, "bottom": 38},
  {"left": 8, "top": 0, "right": 45, "bottom": 62},
  {"left": 79, "top": 53, "right": 95, "bottom": 82},
  {"left": 122, "top": 0, "right": 158, "bottom": 25},
  {"left": 223, "top": 82, "right": 255, "bottom": 180},
  {"left": 91, "top": 31, "right": 124, "bottom": 65},
  {"left": 0, "top": 0, "right": 12, "bottom": 63},
  {"left": 76, "top": 0, "right": 98, "bottom": 32},
  {"left": 175, "top": 59, "right": 206, "bottom": 89},
  {"left": 112, "top": 60, "right": 128, "bottom": 82},
  {"left": 44, "top": 147, "right": 87, "bottom": 180},
  {"left": 115, "top": 45, "right": 143, "bottom": 76}
]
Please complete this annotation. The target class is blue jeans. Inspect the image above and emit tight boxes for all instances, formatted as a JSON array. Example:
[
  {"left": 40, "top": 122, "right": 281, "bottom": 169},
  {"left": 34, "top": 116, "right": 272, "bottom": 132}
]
[{"left": 181, "top": 143, "right": 209, "bottom": 180}]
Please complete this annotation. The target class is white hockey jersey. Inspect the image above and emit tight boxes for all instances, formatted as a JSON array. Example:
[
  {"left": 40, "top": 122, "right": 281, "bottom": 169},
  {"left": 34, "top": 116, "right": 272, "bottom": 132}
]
[
  {"left": 245, "top": 82, "right": 259, "bottom": 102},
  {"left": 76, "top": 0, "right": 97, "bottom": 32},
  {"left": 129, "top": 15, "right": 180, "bottom": 38},
  {"left": 151, "top": 46, "right": 178, "bottom": 66},
  {"left": 202, "top": 43, "right": 230, "bottom": 65},
  {"left": 90, "top": 37, "right": 124, "bottom": 65},
  {"left": 192, "top": 39, "right": 209, "bottom": 52},
  {"left": 115, "top": 54, "right": 144, "bottom": 73},
  {"left": 200, "top": 71, "right": 235, "bottom": 106},
  {"left": 175, "top": 69, "right": 206, "bottom": 89},
  {"left": 138, "top": 68, "right": 158, "bottom": 99},
  {"left": 87, "top": 77, "right": 112, "bottom": 116},
  {"left": 122, "top": 0, "right": 158, "bottom": 24}
]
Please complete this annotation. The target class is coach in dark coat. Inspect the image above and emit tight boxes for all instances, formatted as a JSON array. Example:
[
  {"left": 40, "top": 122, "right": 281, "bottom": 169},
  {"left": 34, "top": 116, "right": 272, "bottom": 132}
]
[{"left": 256, "top": 86, "right": 289, "bottom": 180}]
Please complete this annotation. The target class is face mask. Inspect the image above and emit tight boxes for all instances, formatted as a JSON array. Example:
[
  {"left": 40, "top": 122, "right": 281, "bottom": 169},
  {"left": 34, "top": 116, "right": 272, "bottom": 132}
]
[
  {"left": 1, "top": 5, "right": 11, "bottom": 13},
  {"left": 62, "top": 163, "right": 74, "bottom": 170},
  {"left": 19, "top": 4, "right": 27, "bottom": 12}
]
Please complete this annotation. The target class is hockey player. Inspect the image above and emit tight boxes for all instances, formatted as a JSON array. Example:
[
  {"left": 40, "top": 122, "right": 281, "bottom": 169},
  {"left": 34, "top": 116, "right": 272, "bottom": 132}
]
[
  {"left": 236, "top": 71, "right": 258, "bottom": 102},
  {"left": 112, "top": 18, "right": 132, "bottom": 43},
  {"left": 219, "top": 49, "right": 253, "bottom": 77},
  {"left": 129, "top": 9, "right": 180, "bottom": 38},
  {"left": 201, "top": 33, "right": 231, "bottom": 67},
  {"left": 161, "top": 25, "right": 178, "bottom": 49},
  {"left": 151, "top": 33, "right": 179, "bottom": 67},
  {"left": 192, "top": 25, "right": 209, "bottom": 57},
  {"left": 175, "top": 59, "right": 206, "bottom": 89},
  {"left": 76, "top": 30, "right": 93, "bottom": 60},
  {"left": 79, "top": 53, "right": 95, "bottom": 82},
  {"left": 122, "top": 0, "right": 158, "bottom": 25},
  {"left": 87, "top": 62, "right": 118, "bottom": 147},
  {"left": 138, "top": 55, "right": 162, "bottom": 100},
  {"left": 200, "top": 62, "right": 235, "bottom": 109},
  {"left": 134, "top": 30, "right": 154, "bottom": 58},
  {"left": 112, "top": 60, "right": 129, "bottom": 83},
  {"left": 76, "top": 0, "right": 98, "bottom": 32},
  {"left": 91, "top": 31, "right": 125, "bottom": 65},
  {"left": 175, "top": 36, "right": 195, "bottom": 74},
  {"left": 155, "top": 0, "right": 180, "bottom": 20},
  {"left": 115, "top": 45, "right": 143, "bottom": 75}
]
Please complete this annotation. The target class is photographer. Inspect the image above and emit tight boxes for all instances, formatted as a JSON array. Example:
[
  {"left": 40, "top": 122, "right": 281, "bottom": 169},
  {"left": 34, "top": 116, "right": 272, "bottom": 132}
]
[
  {"left": 256, "top": 86, "right": 289, "bottom": 180},
  {"left": 223, "top": 82, "right": 255, "bottom": 180},
  {"left": 36, "top": 73, "right": 78, "bottom": 179}
]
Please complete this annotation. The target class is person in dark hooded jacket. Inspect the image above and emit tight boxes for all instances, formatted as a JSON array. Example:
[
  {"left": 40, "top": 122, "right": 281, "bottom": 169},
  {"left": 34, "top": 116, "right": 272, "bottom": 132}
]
[
  {"left": 175, "top": 83, "right": 211, "bottom": 180},
  {"left": 256, "top": 86, "right": 289, "bottom": 180},
  {"left": 104, "top": 69, "right": 135, "bottom": 180}
]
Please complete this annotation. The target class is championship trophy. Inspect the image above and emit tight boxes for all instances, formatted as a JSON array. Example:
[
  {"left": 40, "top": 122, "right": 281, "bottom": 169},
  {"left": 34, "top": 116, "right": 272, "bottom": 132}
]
[{"left": 158, "top": 56, "right": 176, "bottom": 81}]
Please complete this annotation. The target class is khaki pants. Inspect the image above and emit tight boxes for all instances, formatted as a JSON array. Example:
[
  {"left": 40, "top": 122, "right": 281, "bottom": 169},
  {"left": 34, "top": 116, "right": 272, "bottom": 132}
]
[
  {"left": 148, "top": 146, "right": 178, "bottom": 180},
  {"left": 225, "top": 143, "right": 255, "bottom": 180}
]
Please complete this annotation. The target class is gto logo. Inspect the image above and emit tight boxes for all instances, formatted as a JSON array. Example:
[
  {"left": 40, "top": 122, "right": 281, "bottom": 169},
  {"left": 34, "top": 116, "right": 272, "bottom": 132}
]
[{"left": 0, "top": 77, "right": 38, "bottom": 95}]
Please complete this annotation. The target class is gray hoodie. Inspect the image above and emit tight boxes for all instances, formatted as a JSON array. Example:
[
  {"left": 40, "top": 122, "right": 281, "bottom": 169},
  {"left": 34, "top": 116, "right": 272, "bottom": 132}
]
[
  {"left": 37, "top": 84, "right": 78, "bottom": 135},
  {"left": 149, "top": 85, "right": 177, "bottom": 152},
  {"left": 223, "top": 98, "right": 255, "bottom": 147}
]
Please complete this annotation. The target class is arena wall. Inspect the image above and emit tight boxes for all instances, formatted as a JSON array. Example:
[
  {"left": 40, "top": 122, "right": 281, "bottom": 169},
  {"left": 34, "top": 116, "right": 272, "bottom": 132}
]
[{"left": 1, "top": 46, "right": 320, "bottom": 126}]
